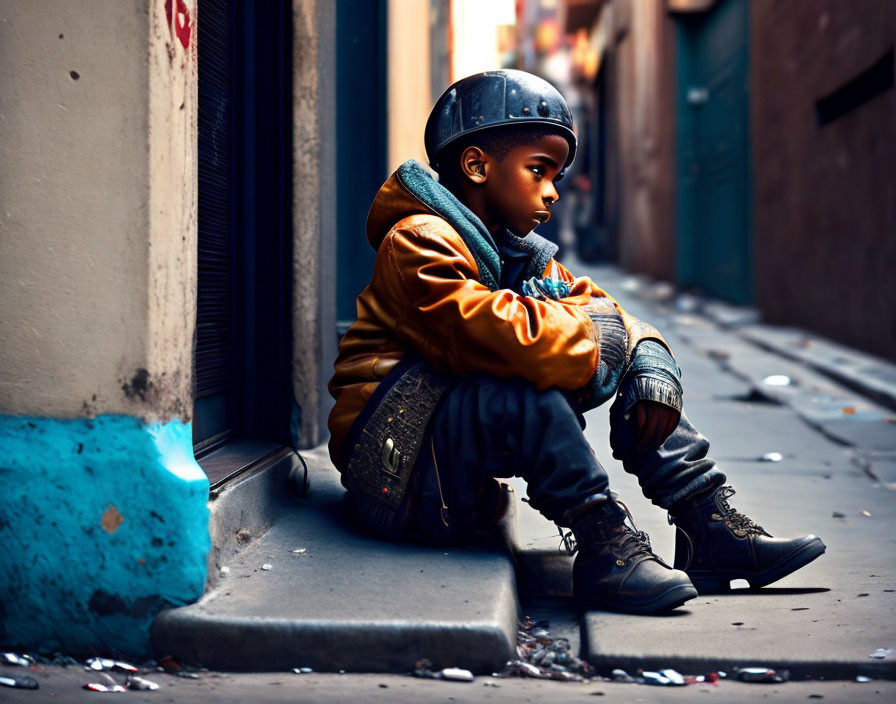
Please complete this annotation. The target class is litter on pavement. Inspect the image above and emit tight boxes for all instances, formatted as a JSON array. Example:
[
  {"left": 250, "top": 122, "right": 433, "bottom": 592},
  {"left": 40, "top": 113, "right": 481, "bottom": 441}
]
[
  {"left": 126, "top": 676, "right": 160, "bottom": 691},
  {"left": 2, "top": 652, "right": 34, "bottom": 667},
  {"left": 762, "top": 375, "right": 792, "bottom": 387},
  {"left": 440, "top": 667, "right": 475, "bottom": 682},
  {"left": 1, "top": 673, "right": 40, "bottom": 689},
  {"left": 735, "top": 667, "right": 790, "bottom": 683},
  {"left": 86, "top": 657, "right": 138, "bottom": 673}
]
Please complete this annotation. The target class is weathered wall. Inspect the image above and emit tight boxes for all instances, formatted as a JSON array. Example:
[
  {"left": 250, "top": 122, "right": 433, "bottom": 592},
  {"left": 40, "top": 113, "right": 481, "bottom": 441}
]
[
  {"left": 293, "top": 0, "right": 338, "bottom": 447},
  {"left": 751, "top": 0, "right": 896, "bottom": 359},
  {"left": 0, "top": 0, "right": 196, "bottom": 421},
  {"left": 0, "top": 0, "right": 208, "bottom": 657},
  {"left": 610, "top": 0, "right": 678, "bottom": 280}
]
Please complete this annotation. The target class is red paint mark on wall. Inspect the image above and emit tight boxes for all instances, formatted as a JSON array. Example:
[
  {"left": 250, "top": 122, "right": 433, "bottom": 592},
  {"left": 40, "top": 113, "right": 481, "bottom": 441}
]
[{"left": 165, "top": 0, "right": 192, "bottom": 50}]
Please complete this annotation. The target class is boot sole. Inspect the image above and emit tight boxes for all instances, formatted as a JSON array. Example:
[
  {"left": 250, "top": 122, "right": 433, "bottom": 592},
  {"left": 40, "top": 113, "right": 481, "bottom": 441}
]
[
  {"left": 575, "top": 583, "right": 698, "bottom": 615},
  {"left": 688, "top": 537, "right": 827, "bottom": 594}
]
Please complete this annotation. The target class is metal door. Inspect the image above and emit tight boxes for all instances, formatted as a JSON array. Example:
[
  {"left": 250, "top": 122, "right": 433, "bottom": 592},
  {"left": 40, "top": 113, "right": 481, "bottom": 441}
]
[{"left": 676, "top": 0, "right": 752, "bottom": 303}]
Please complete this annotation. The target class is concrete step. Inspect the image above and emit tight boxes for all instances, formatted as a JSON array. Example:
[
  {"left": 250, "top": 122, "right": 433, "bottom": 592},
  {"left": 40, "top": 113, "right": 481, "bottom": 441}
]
[{"left": 151, "top": 448, "right": 519, "bottom": 674}]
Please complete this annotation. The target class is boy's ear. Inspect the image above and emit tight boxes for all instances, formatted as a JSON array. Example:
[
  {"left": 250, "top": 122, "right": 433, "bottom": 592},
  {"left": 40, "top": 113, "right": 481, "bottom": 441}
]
[{"left": 460, "top": 146, "right": 489, "bottom": 184}]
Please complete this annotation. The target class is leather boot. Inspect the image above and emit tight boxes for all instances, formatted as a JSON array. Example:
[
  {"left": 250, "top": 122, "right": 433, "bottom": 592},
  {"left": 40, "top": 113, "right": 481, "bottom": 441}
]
[
  {"left": 669, "top": 485, "right": 826, "bottom": 593},
  {"left": 567, "top": 497, "right": 697, "bottom": 613}
]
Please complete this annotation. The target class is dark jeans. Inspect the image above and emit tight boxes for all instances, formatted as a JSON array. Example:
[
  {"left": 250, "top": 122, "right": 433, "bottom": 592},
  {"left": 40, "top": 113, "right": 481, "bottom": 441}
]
[{"left": 410, "top": 374, "right": 725, "bottom": 543}]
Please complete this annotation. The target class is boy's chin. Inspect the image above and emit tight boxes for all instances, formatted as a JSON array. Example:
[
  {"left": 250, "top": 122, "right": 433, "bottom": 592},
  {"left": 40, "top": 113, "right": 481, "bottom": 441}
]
[{"left": 507, "top": 224, "right": 536, "bottom": 237}]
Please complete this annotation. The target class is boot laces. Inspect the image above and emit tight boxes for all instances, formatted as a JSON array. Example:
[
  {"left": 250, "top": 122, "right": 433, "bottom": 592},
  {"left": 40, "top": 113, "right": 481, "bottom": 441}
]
[
  {"left": 558, "top": 498, "right": 655, "bottom": 562},
  {"left": 611, "top": 498, "right": 656, "bottom": 562},
  {"left": 712, "top": 486, "right": 770, "bottom": 537}
]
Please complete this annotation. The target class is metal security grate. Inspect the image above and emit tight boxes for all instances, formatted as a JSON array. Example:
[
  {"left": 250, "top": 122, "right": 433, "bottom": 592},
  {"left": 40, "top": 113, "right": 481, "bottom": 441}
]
[{"left": 195, "top": 0, "right": 235, "bottom": 448}]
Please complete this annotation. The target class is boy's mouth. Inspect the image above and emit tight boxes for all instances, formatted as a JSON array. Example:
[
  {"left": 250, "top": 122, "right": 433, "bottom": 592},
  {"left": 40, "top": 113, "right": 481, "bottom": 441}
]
[{"left": 533, "top": 210, "right": 551, "bottom": 224}]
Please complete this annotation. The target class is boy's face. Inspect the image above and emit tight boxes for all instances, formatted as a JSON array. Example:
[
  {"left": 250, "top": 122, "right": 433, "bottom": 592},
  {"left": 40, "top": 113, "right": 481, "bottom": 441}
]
[{"left": 479, "top": 133, "right": 569, "bottom": 237}]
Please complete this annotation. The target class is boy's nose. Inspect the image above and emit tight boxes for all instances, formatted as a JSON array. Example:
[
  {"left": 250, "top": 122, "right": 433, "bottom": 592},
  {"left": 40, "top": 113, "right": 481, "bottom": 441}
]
[{"left": 544, "top": 184, "right": 560, "bottom": 206}]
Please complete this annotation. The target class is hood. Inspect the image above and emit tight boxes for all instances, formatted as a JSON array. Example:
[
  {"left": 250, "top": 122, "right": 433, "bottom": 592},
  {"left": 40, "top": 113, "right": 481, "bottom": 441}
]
[{"left": 365, "top": 160, "right": 502, "bottom": 291}]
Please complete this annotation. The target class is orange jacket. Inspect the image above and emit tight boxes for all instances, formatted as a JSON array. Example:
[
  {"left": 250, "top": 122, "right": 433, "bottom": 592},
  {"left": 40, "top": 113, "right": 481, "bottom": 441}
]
[{"left": 327, "top": 166, "right": 667, "bottom": 465}]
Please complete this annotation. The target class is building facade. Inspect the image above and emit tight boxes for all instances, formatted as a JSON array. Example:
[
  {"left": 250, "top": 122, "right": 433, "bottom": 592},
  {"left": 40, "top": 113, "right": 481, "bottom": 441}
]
[
  {"left": 0, "top": 0, "right": 337, "bottom": 656},
  {"left": 570, "top": 0, "right": 895, "bottom": 359}
]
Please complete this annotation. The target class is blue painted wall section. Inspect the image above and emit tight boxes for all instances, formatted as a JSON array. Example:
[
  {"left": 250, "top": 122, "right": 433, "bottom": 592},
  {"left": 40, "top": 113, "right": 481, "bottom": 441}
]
[{"left": 0, "top": 414, "right": 209, "bottom": 657}]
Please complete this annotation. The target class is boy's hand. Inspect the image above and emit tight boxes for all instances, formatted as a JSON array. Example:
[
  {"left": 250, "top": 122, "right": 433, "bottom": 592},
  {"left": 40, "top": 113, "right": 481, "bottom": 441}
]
[{"left": 634, "top": 400, "right": 680, "bottom": 451}]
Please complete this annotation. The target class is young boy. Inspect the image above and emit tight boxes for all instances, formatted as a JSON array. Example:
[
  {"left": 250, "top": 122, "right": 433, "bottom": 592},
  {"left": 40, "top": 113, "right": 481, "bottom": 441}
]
[{"left": 328, "top": 70, "right": 825, "bottom": 614}]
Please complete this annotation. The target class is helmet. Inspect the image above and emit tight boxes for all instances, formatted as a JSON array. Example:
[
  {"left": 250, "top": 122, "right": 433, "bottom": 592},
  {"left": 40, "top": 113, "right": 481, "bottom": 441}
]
[{"left": 424, "top": 69, "right": 577, "bottom": 170}]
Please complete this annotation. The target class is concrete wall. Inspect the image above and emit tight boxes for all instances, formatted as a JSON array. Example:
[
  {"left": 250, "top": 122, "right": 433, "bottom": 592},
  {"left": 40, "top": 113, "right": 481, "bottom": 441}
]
[
  {"left": 606, "top": 0, "right": 678, "bottom": 281},
  {"left": 751, "top": 0, "right": 896, "bottom": 360},
  {"left": 0, "top": 0, "right": 208, "bottom": 657},
  {"left": 0, "top": 0, "right": 196, "bottom": 422}
]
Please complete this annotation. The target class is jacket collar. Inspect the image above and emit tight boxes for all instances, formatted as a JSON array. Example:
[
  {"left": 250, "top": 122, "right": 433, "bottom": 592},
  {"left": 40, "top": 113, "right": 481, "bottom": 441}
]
[{"left": 366, "top": 160, "right": 557, "bottom": 292}]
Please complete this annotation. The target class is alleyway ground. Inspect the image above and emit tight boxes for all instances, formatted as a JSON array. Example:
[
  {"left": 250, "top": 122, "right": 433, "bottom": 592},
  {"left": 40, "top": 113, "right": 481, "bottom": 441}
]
[{"left": 3, "top": 262, "right": 895, "bottom": 702}]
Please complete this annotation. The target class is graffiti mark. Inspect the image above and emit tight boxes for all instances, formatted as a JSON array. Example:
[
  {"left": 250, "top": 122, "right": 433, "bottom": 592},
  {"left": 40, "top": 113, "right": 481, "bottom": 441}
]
[{"left": 164, "top": 0, "right": 192, "bottom": 51}]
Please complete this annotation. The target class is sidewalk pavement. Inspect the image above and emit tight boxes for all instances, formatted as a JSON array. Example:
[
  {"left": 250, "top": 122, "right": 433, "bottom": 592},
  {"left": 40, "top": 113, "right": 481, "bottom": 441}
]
[
  {"left": 151, "top": 262, "right": 896, "bottom": 681},
  {"left": 567, "top": 263, "right": 896, "bottom": 680}
]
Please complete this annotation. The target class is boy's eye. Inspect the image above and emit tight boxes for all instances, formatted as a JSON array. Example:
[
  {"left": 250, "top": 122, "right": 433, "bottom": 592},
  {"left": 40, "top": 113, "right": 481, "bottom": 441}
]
[
  {"left": 553, "top": 169, "right": 566, "bottom": 183},
  {"left": 528, "top": 165, "right": 545, "bottom": 177}
]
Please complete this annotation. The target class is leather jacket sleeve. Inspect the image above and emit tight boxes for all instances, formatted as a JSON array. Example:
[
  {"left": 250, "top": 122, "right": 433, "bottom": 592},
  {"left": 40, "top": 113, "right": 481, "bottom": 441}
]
[
  {"left": 379, "top": 220, "right": 600, "bottom": 391},
  {"left": 549, "top": 261, "right": 672, "bottom": 358}
]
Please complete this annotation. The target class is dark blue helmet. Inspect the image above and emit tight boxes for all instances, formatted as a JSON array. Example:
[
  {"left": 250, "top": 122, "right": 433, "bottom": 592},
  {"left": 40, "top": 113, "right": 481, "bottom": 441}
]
[{"left": 424, "top": 69, "right": 577, "bottom": 170}]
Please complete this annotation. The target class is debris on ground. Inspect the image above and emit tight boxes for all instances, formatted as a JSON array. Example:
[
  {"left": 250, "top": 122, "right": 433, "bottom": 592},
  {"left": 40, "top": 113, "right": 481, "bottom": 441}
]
[
  {"left": 126, "top": 676, "right": 160, "bottom": 691},
  {"left": 869, "top": 648, "right": 892, "bottom": 659},
  {"left": 83, "top": 682, "right": 126, "bottom": 692},
  {"left": 641, "top": 669, "right": 686, "bottom": 686},
  {"left": 2, "top": 652, "right": 34, "bottom": 667},
  {"left": 490, "top": 618, "right": 724, "bottom": 686},
  {"left": 1, "top": 652, "right": 192, "bottom": 694},
  {"left": 735, "top": 666, "right": 790, "bottom": 683},
  {"left": 84, "top": 671, "right": 127, "bottom": 692},
  {"left": 495, "top": 616, "right": 594, "bottom": 681},
  {"left": 759, "top": 452, "right": 783, "bottom": 462},
  {"left": 86, "top": 657, "right": 138, "bottom": 673},
  {"left": 292, "top": 667, "right": 314, "bottom": 674},
  {"left": 440, "top": 667, "right": 475, "bottom": 682},
  {"left": 856, "top": 675, "right": 874, "bottom": 682},
  {"left": 1, "top": 673, "right": 40, "bottom": 689},
  {"left": 762, "top": 375, "right": 792, "bottom": 387}
]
